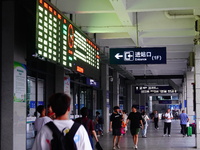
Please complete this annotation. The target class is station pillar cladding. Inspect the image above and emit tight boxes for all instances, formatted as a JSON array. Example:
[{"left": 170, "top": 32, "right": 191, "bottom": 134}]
[
  {"left": 101, "top": 63, "right": 110, "bottom": 133},
  {"left": 194, "top": 45, "right": 200, "bottom": 148},
  {"left": 186, "top": 72, "right": 194, "bottom": 122}
]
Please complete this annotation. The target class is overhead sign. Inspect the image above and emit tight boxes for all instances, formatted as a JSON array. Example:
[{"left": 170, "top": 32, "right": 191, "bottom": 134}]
[
  {"left": 159, "top": 100, "right": 172, "bottom": 104},
  {"left": 35, "top": 0, "right": 100, "bottom": 80},
  {"left": 86, "top": 78, "right": 99, "bottom": 88},
  {"left": 110, "top": 47, "right": 166, "bottom": 64},
  {"left": 135, "top": 86, "right": 177, "bottom": 94}
]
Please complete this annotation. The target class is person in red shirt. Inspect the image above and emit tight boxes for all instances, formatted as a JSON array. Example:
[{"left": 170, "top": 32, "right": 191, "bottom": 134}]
[
  {"left": 47, "top": 104, "right": 56, "bottom": 120},
  {"left": 75, "top": 107, "right": 99, "bottom": 149}
]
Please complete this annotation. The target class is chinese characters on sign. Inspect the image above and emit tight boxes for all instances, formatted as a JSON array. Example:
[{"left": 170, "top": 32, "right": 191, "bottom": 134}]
[
  {"left": 110, "top": 47, "right": 166, "bottom": 64},
  {"left": 135, "top": 86, "right": 177, "bottom": 94}
]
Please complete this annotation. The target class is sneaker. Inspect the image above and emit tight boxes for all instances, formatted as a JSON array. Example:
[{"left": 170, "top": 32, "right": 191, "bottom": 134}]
[
  {"left": 168, "top": 135, "right": 171, "bottom": 137},
  {"left": 135, "top": 145, "right": 138, "bottom": 149},
  {"left": 142, "top": 136, "right": 147, "bottom": 138},
  {"left": 113, "top": 146, "right": 116, "bottom": 150},
  {"left": 163, "top": 134, "right": 166, "bottom": 137},
  {"left": 116, "top": 144, "right": 120, "bottom": 149}
]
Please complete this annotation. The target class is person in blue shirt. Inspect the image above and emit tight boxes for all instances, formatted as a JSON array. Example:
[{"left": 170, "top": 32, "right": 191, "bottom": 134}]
[{"left": 179, "top": 110, "right": 189, "bottom": 137}]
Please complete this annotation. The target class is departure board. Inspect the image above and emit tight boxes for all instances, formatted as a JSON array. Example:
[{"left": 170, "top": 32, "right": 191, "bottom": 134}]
[{"left": 36, "top": 0, "right": 100, "bottom": 79}]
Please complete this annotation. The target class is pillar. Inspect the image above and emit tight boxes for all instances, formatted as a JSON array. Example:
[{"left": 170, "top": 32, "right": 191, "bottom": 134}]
[
  {"left": 182, "top": 78, "right": 187, "bottom": 111},
  {"left": 149, "top": 96, "right": 153, "bottom": 113},
  {"left": 127, "top": 83, "right": 133, "bottom": 113},
  {"left": 55, "top": 66, "right": 64, "bottom": 93},
  {"left": 113, "top": 70, "right": 119, "bottom": 107},
  {"left": 1, "top": 1, "right": 15, "bottom": 149},
  {"left": 178, "top": 93, "right": 183, "bottom": 111},
  {"left": 194, "top": 45, "right": 200, "bottom": 148},
  {"left": 186, "top": 72, "right": 194, "bottom": 121},
  {"left": 101, "top": 63, "right": 110, "bottom": 133}
]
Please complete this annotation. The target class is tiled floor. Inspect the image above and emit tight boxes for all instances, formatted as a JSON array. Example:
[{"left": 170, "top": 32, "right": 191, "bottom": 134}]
[{"left": 98, "top": 120, "right": 196, "bottom": 150}]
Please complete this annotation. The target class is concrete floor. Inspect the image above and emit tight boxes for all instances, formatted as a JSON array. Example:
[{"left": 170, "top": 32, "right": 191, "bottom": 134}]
[{"left": 98, "top": 120, "right": 196, "bottom": 150}]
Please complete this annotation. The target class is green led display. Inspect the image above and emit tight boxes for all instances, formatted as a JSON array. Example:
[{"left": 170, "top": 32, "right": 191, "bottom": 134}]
[{"left": 36, "top": 0, "right": 100, "bottom": 79}]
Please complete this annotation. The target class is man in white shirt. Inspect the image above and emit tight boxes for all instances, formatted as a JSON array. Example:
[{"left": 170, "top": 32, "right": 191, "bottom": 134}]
[
  {"left": 163, "top": 109, "right": 173, "bottom": 137},
  {"left": 32, "top": 93, "right": 92, "bottom": 150}
]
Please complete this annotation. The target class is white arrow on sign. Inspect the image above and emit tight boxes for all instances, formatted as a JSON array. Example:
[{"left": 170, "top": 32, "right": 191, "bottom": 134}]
[{"left": 115, "top": 53, "right": 123, "bottom": 59}]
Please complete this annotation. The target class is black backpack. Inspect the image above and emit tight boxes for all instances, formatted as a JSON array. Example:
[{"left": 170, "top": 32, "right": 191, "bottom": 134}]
[{"left": 46, "top": 121, "right": 81, "bottom": 150}]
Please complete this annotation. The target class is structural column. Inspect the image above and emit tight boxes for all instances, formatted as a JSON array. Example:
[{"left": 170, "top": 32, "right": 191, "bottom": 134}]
[
  {"left": 178, "top": 93, "right": 183, "bottom": 110},
  {"left": 113, "top": 70, "right": 119, "bottom": 107},
  {"left": 1, "top": 1, "right": 15, "bottom": 150},
  {"left": 101, "top": 63, "right": 110, "bottom": 133},
  {"left": 55, "top": 65, "right": 64, "bottom": 92},
  {"left": 127, "top": 83, "right": 133, "bottom": 113},
  {"left": 186, "top": 72, "right": 194, "bottom": 121},
  {"left": 149, "top": 96, "right": 153, "bottom": 113},
  {"left": 182, "top": 78, "right": 187, "bottom": 111},
  {"left": 194, "top": 45, "right": 200, "bottom": 148}
]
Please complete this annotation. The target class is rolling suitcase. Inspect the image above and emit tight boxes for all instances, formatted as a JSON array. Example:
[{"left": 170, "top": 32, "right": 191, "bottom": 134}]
[
  {"left": 190, "top": 123, "right": 196, "bottom": 134},
  {"left": 187, "top": 126, "right": 192, "bottom": 137}
]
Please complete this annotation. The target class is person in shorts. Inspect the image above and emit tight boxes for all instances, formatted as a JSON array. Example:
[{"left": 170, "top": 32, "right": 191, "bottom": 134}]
[
  {"left": 109, "top": 106, "right": 122, "bottom": 150},
  {"left": 126, "top": 106, "right": 143, "bottom": 150}
]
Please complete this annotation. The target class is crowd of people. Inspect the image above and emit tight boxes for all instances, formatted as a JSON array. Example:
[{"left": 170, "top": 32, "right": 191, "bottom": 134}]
[
  {"left": 31, "top": 92, "right": 191, "bottom": 150},
  {"left": 109, "top": 107, "right": 191, "bottom": 150}
]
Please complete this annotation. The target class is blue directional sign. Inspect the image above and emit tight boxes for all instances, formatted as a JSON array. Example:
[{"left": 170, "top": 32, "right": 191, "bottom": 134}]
[{"left": 110, "top": 47, "right": 166, "bottom": 64}]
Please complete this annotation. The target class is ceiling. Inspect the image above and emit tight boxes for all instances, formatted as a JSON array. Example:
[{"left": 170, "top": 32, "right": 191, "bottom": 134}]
[{"left": 51, "top": 0, "right": 200, "bottom": 89}]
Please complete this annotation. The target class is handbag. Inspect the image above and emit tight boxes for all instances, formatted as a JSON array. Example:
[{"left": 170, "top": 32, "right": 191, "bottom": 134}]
[{"left": 96, "top": 142, "right": 103, "bottom": 150}]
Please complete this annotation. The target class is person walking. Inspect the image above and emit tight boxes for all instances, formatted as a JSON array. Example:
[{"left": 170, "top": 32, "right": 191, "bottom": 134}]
[
  {"left": 163, "top": 109, "right": 173, "bottom": 137},
  {"left": 141, "top": 111, "right": 150, "bottom": 138},
  {"left": 47, "top": 104, "right": 56, "bottom": 120},
  {"left": 75, "top": 107, "right": 99, "bottom": 149},
  {"left": 34, "top": 105, "right": 52, "bottom": 134},
  {"left": 32, "top": 93, "right": 92, "bottom": 150},
  {"left": 126, "top": 106, "right": 143, "bottom": 150},
  {"left": 152, "top": 110, "right": 159, "bottom": 129},
  {"left": 122, "top": 110, "right": 128, "bottom": 134},
  {"left": 95, "top": 111, "right": 103, "bottom": 136},
  {"left": 109, "top": 106, "right": 122, "bottom": 150},
  {"left": 179, "top": 110, "right": 189, "bottom": 137}
]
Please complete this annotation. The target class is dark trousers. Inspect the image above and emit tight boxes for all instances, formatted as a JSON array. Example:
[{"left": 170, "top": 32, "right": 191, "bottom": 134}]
[
  {"left": 181, "top": 124, "right": 187, "bottom": 135},
  {"left": 154, "top": 118, "right": 159, "bottom": 129},
  {"left": 164, "top": 122, "right": 171, "bottom": 135}
]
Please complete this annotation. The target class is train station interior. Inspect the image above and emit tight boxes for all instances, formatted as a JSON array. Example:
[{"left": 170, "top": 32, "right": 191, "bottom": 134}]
[{"left": 1, "top": 0, "right": 200, "bottom": 149}]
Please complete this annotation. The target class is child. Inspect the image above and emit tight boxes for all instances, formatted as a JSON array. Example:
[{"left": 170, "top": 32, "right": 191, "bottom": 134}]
[{"left": 121, "top": 121, "right": 126, "bottom": 135}]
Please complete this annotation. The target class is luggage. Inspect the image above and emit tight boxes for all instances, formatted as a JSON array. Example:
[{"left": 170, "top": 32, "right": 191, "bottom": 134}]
[
  {"left": 187, "top": 126, "right": 192, "bottom": 137},
  {"left": 190, "top": 123, "right": 196, "bottom": 134}
]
